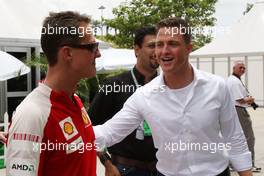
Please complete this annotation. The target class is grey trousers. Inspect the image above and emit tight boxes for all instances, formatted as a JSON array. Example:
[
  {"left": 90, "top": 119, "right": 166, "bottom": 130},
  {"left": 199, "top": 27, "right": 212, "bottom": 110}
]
[{"left": 235, "top": 106, "right": 255, "bottom": 165}]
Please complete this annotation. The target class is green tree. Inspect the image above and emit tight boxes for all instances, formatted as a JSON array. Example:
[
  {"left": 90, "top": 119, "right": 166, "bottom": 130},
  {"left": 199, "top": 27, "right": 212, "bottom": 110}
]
[
  {"left": 105, "top": 0, "right": 217, "bottom": 49},
  {"left": 92, "top": 19, "right": 101, "bottom": 36}
]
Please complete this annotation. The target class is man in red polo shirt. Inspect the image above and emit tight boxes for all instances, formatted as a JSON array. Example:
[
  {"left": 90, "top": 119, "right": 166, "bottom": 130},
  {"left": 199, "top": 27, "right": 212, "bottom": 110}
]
[{"left": 6, "top": 11, "right": 101, "bottom": 176}]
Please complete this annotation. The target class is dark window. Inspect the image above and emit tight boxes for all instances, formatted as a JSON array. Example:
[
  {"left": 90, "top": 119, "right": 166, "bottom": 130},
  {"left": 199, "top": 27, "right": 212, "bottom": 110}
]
[
  {"left": 31, "top": 67, "right": 36, "bottom": 89},
  {"left": 7, "top": 52, "right": 28, "bottom": 92},
  {"left": 7, "top": 96, "right": 25, "bottom": 120}
]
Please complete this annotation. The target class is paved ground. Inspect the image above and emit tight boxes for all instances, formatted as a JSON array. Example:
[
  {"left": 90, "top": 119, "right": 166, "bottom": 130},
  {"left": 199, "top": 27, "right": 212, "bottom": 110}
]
[{"left": 1, "top": 108, "right": 263, "bottom": 176}]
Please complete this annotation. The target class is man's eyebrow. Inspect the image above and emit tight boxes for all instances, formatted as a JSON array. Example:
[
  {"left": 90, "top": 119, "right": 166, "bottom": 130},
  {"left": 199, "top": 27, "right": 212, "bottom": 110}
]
[
  {"left": 167, "top": 40, "right": 180, "bottom": 43},
  {"left": 155, "top": 40, "right": 163, "bottom": 44},
  {"left": 147, "top": 41, "right": 156, "bottom": 45}
]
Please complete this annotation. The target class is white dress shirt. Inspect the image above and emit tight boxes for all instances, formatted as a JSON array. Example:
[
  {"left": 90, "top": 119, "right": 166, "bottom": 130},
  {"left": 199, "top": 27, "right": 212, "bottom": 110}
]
[
  {"left": 94, "top": 67, "right": 252, "bottom": 176},
  {"left": 226, "top": 75, "right": 249, "bottom": 108}
]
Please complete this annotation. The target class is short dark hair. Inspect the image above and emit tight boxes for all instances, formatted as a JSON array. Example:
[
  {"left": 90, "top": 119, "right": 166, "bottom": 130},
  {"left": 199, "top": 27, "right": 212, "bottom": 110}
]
[
  {"left": 41, "top": 11, "right": 91, "bottom": 66},
  {"left": 156, "top": 17, "right": 191, "bottom": 44},
  {"left": 134, "top": 26, "right": 156, "bottom": 48}
]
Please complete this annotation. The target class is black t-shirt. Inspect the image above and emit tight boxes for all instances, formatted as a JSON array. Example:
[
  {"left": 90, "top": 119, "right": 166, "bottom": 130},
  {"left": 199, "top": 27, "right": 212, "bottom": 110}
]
[{"left": 88, "top": 67, "right": 157, "bottom": 162}]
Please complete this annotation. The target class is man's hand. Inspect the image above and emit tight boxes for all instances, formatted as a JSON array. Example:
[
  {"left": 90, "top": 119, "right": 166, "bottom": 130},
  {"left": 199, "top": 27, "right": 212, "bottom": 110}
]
[
  {"left": 104, "top": 160, "right": 121, "bottom": 176},
  {"left": 245, "top": 96, "right": 254, "bottom": 105},
  {"left": 97, "top": 152, "right": 121, "bottom": 176},
  {"left": 0, "top": 132, "right": 7, "bottom": 143},
  {"left": 238, "top": 96, "right": 255, "bottom": 105}
]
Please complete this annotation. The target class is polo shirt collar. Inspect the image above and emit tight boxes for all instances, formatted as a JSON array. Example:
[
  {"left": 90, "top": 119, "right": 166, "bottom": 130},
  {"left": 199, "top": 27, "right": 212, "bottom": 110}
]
[{"left": 158, "top": 65, "right": 209, "bottom": 87}]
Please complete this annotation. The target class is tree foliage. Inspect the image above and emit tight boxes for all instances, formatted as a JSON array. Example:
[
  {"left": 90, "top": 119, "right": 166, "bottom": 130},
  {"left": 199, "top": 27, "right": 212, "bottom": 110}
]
[
  {"left": 105, "top": 0, "right": 218, "bottom": 49},
  {"left": 92, "top": 19, "right": 101, "bottom": 36}
]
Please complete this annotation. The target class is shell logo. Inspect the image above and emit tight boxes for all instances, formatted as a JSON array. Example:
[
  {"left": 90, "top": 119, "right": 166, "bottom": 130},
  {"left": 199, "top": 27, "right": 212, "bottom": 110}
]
[{"left": 64, "top": 122, "right": 74, "bottom": 135}]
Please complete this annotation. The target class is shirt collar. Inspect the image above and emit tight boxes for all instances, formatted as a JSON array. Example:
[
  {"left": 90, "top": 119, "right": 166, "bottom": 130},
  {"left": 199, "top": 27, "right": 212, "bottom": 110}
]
[
  {"left": 192, "top": 66, "right": 209, "bottom": 85},
  {"left": 158, "top": 65, "right": 209, "bottom": 87},
  {"left": 39, "top": 83, "right": 80, "bottom": 108},
  {"left": 232, "top": 73, "right": 241, "bottom": 80},
  {"left": 133, "top": 66, "right": 157, "bottom": 85}
]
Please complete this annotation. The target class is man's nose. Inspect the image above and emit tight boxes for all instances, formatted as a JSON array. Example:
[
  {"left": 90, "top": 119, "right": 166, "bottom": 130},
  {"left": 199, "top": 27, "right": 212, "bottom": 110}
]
[{"left": 161, "top": 44, "right": 170, "bottom": 55}]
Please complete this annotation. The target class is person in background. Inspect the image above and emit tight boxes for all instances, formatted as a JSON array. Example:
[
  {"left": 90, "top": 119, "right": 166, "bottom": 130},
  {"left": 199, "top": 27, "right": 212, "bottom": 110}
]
[
  {"left": 89, "top": 26, "right": 159, "bottom": 176},
  {"left": 227, "top": 60, "right": 261, "bottom": 172},
  {"left": 6, "top": 11, "right": 101, "bottom": 176},
  {"left": 94, "top": 17, "right": 253, "bottom": 176}
]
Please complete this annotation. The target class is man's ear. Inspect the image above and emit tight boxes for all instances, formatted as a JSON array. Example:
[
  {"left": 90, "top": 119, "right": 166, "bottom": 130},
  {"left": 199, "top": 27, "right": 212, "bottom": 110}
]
[
  {"left": 186, "top": 43, "right": 193, "bottom": 54},
  {"left": 59, "top": 46, "right": 73, "bottom": 62},
  {"left": 134, "top": 45, "right": 140, "bottom": 58}
]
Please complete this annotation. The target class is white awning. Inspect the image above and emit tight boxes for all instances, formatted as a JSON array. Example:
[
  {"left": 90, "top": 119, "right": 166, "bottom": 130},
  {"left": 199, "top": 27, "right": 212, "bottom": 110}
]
[
  {"left": 96, "top": 48, "right": 136, "bottom": 73},
  {"left": 0, "top": 51, "right": 30, "bottom": 81},
  {"left": 190, "top": 1, "right": 264, "bottom": 58}
]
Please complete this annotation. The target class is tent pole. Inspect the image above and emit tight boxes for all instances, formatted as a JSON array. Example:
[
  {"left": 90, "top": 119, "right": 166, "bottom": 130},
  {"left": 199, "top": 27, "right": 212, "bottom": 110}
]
[
  {"left": 263, "top": 55, "right": 264, "bottom": 106},
  {"left": 0, "top": 81, "right": 6, "bottom": 121},
  {"left": 35, "top": 47, "right": 41, "bottom": 85},
  {"left": 227, "top": 56, "right": 231, "bottom": 76},
  {"left": 196, "top": 58, "right": 200, "bottom": 69},
  {"left": 245, "top": 56, "right": 248, "bottom": 88},
  {"left": 212, "top": 57, "right": 215, "bottom": 74}
]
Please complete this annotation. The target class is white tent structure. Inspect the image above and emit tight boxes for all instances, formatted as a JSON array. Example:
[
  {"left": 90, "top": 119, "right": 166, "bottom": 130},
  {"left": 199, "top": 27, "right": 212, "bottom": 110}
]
[
  {"left": 191, "top": 1, "right": 264, "bottom": 58},
  {"left": 189, "top": 1, "right": 264, "bottom": 106},
  {"left": 0, "top": 51, "right": 30, "bottom": 81},
  {"left": 96, "top": 48, "right": 136, "bottom": 73}
]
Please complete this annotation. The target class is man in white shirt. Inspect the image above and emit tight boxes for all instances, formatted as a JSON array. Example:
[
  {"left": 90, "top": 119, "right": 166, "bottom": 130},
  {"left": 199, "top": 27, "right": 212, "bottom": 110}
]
[
  {"left": 227, "top": 61, "right": 261, "bottom": 172},
  {"left": 94, "top": 17, "right": 252, "bottom": 176}
]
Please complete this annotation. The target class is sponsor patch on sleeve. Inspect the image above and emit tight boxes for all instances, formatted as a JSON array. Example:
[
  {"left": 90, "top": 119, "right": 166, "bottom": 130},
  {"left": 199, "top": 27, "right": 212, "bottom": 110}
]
[{"left": 8, "top": 158, "right": 36, "bottom": 176}]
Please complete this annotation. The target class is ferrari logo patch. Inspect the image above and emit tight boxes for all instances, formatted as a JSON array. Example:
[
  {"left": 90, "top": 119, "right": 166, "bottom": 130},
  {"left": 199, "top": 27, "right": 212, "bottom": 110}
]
[{"left": 81, "top": 109, "right": 91, "bottom": 127}]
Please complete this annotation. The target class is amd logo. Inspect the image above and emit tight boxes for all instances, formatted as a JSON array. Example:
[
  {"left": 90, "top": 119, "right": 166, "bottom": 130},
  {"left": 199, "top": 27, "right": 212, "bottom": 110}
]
[{"left": 12, "top": 164, "right": 35, "bottom": 172}]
